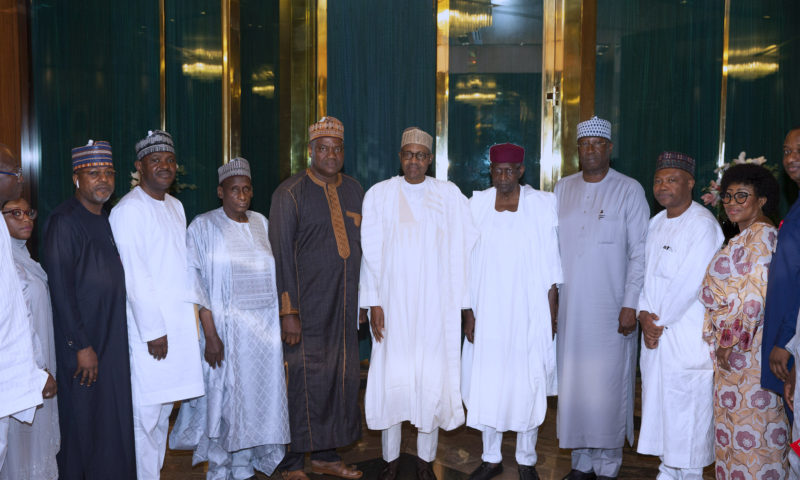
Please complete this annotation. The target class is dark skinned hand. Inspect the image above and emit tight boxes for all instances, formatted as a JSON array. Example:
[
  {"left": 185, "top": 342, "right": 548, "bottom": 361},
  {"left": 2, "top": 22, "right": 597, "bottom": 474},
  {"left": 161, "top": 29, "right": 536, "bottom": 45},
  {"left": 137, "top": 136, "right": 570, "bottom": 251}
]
[
  {"left": 638, "top": 310, "right": 663, "bottom": 349},
  {"left": 785, "top": 365, "right": 796, "bottom": 412},
  {"left": 204, "top": 333, "right": 224, "bottom": 369},
  {"left": 42, "top": 372, "right": 57, "bottom": 398},
  {"left": 462, "top": 309, "right": 475, "bottom": 343},
  {"left": 281, "top": 314, "right": 302, "bottom": 345},
  {"left": 370, "top": 306, "right": 385, "bottom": 343},
  {"left": 359, "top": 308, "right": 369, "bottom": 325},
  {"left": 716, "top": 345, "right": 732, "bottom": 371},
  {"left": 147, "top": 335, "right": 168, "bottom": 360},
  {"left": 769, "top": 346, "right": 792, "bottom": 382},
  {"left": 74, "top": 346, "right": 98, "bottom": 386},
  {"left": 617, "top": 307, "right": 637, "bottom": 336}
]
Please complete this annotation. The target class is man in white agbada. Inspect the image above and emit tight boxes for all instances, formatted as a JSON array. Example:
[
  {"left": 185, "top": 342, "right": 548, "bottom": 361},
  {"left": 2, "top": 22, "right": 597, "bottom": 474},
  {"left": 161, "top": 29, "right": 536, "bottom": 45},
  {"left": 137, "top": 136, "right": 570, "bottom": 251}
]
[
  {"left": 555, "top": 117, "right": 649, "bottom": 480},
  {"left": 169, "top": 158, "right": 289, "bottom": 479},
  {"left": 360, "top": 127, "right": 477, "bottom": 480},
  {"left": 110, "top": 130, "right": 204, "bottom": 480},
  {"left": 461, "top": 143, "right": 561, "bottom": 480},
  {"left": 636, "top": 152, "right": 723, "bottom": 479},
  {"left": 0, "top": 144, "right": 49, "bottom": 470}
]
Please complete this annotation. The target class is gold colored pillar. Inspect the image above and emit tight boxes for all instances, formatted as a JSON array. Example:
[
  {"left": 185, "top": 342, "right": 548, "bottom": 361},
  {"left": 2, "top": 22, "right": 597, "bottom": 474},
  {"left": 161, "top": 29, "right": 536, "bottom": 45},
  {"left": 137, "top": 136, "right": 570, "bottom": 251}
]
[
  {"left": 434, "top": 0, "right": 450, "bottom": 181},
  {"left": 221, "top": 0, "right": 241, "bottom": 164},
  {"left": 717, "top": 0, "right": 731, "bottom": 169},
  {"left": 159, "top": 0, "right": 166, "bottom": 131},
  {"left": 279, "top": 0, "right": 323, "bottom": 178}
]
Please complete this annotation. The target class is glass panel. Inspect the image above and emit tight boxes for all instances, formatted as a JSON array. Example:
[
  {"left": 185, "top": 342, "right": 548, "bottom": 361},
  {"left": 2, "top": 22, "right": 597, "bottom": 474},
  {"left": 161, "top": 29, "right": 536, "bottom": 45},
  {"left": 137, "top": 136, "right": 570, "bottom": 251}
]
[
  {"left": 595, "top": 1, "right": 724, "bottom": 212},
  {"left": 446, "top": 0, "right": 543, "bottom": 196},
  {"left": 724, "top": 0, "right": 800, "bottom": 213},
  {"left": 240, "top": 0, "right": 280, "bottom": 215},
  {"left": 164, "top": 0, "right": 223, "bottom": 221}
]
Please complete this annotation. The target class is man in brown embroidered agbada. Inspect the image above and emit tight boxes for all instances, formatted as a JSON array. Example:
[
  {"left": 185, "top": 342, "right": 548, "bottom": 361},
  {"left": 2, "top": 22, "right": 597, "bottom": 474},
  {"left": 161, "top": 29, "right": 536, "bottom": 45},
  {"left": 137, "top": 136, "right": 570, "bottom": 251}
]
[{"left": 269, "top": 116, "right": 364, "bottom": 480}]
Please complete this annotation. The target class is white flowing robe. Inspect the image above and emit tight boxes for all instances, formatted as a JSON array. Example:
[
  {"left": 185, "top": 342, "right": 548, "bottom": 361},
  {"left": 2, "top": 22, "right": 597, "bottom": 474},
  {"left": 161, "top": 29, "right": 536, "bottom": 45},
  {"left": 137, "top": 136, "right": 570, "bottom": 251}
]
[
  {"left": 636, "top": 202, "right": 723, "bottom": 468},
  {"left": 0, "top": 238, "right": 60, "bottom": 480},
  {"left": 0, "top": 219, "right": 46, "bottom": 423},
  {"left": 555, "top": 169, "right": 649, "bottom": 449},
  {"left": 169, "top": 208, "right": 289, "bottom": 475},
  {"left": 461, "top": 186, "right": 562, "bottom": 433},
  {"left": 360, "top": 176, "right": 477, "bottom": 433},
  {"left": 109, "top": 186, "right": 204, "bottom": 407}
]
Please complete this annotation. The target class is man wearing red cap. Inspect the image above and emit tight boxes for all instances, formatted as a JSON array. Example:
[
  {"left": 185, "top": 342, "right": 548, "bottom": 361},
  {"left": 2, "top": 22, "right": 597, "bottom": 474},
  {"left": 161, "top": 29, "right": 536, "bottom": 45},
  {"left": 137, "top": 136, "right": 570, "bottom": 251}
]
[{"left": 461, "top": 143, "right": 561, "bottom": 480}]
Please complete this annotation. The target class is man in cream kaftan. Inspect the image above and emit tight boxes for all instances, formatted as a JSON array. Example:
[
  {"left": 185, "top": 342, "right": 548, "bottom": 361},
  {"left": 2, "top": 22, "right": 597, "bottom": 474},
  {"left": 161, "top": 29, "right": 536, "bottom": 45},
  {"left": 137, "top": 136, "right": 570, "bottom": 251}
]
[
  {"left": 635, "top": 152, "right": 723, "bottom": 480},
  {"left": 461, "top": 143, "right": 561, "bottom": 480},
  {"left": 109, "top": 130, "right": 204, "bottom": 480},
  {"left": 555, "top": 117, "right": 649, "bottom": 480},
  {"left": 0, "top": 144, "right": 47, "bottom": 470},
  {"left": 360, "top": 127, "right": 477, "bottom": 480},
  {"left": 170, "top": 159, "right": 289, "bottom": 480}
]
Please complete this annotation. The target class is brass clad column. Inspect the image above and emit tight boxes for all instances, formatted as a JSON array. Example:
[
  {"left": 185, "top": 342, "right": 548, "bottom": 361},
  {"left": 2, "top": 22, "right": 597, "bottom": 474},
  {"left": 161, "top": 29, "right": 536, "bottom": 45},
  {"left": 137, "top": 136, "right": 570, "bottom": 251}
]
[
  {"left": 221, "top": 0, "right": 242, "bottom": 164},
  {"left": 540, "top": 0, "right": 590, "bottom": 190},
  {"left": 434, "top": 0, "right": 450, "bottom": 181},
  {"left": 717, "top": 0, "right": 731, "bottom": 169},
  {"left": 159, "top": 0, "right": 166, "bottom": 130},
  {"left": 317, "top": 0, "right": 327, "bottom": 118}
]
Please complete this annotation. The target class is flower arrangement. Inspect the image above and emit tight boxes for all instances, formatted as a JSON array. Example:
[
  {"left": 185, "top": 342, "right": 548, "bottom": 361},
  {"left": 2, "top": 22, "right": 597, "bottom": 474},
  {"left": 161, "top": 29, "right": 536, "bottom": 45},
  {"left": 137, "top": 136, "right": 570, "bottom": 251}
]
[
  {"left": 701, "top": 151, "right": 772, "bottom": 208},
  {"left": 129, "top": 164, "right": 197, "bottom": 194}
]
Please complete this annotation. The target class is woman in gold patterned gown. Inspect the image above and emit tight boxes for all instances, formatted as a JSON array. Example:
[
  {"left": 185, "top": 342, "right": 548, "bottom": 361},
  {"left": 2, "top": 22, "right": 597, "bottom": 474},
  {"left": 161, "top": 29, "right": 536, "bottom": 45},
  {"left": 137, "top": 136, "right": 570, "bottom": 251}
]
[{"left": 700, "top": 164, "right": 788, "bottom": 479}]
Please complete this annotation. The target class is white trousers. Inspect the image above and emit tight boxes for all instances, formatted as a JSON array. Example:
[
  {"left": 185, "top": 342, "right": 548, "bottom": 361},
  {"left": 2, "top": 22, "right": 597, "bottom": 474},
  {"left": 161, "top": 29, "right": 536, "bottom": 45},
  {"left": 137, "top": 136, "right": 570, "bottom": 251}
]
[
  {"left": 656, "top": 458, "right": 703, "bottom": 480},
  {"left": 481, "top": 427, "right": 538, "bottom": 466},
  {"left": 572, "top": 447, "right": 623, "bottom": 477},
  {"left": 382, "top": 423, "right": 439, "bottom": 463},
  {"left": 0, "top": 417, "right": 8, "bottom": 472},
  {"left": 134, "top": 402, "right": 173, "bottom": 480}
]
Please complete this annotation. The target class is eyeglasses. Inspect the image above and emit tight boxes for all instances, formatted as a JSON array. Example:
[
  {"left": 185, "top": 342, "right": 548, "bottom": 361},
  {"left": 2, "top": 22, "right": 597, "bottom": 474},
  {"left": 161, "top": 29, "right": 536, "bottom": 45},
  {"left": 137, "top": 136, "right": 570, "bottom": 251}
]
[
  {"left": 783, "top": 148, "right": 800, "bottom": 157},
  {"left": 0, "top": 167, "right": 23, "bottom": 180},
  {"left": 2, "top": 208, "right": 37, "bottom": 220},
  {"left": 720, "top": 192, "right": 751, "bottom": 205},
  {"left": 577, "top": 139, "right": 609, "bottom": 150},
  {"left": 400, "top": 151, "right": 431, "bottom": 161}
]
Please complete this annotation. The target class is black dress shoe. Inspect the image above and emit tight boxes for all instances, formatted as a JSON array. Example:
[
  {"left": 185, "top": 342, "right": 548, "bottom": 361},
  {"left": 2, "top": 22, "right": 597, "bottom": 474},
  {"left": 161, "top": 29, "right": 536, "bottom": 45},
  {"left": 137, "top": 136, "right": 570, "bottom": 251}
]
[
  {"left": 415, "top": 457, "right": 437, "bottom": 480},
  {"left": 518, "top": 465, "right": 539, "bottom": 480},
  {"left": 561, "top": 470, "right": 597, "bottom": 480},
  {"left": 596, "top": 477, "right": 616, "bottom": 480},
  {"left": 378, "top": 459, "right": 400, "bottom": 480},
  {"left": 468, "top": 462, "right": 503, "bottom": 480}
]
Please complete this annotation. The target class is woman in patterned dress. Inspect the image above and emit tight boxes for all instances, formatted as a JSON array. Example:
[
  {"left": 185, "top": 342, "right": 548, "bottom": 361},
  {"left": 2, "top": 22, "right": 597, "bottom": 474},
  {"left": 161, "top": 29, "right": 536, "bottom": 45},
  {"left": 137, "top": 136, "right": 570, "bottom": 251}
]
[{"left": 700, "top": 164, "right": 788, "bottom": 479}]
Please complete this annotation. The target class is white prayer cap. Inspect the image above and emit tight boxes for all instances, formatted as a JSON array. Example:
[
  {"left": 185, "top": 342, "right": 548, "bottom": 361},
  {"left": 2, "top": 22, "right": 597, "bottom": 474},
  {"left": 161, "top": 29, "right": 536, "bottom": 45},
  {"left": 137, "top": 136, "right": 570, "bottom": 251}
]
[
  {"left": 400, "top": 127, "right": 433, "bottom": 151},
  {"left": 577, "top": 116, "right": 612, "bottom": 141},
  {"left": 218, "top": 157, "right": 251, "bottom": 184}
]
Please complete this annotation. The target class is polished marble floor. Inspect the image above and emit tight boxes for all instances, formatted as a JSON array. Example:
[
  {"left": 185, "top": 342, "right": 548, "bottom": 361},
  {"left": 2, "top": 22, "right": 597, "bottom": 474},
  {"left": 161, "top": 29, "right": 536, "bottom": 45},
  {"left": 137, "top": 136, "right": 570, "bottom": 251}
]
[{"left": 161, "top": 369, "right": 716, "bottom": 480}]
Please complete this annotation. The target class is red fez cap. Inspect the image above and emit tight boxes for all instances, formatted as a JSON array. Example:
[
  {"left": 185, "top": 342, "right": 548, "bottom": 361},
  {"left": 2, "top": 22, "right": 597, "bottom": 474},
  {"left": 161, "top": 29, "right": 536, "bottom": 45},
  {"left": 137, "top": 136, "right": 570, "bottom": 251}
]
[{"left": 490, "top": 143, "right": 524, "bottom": 164}]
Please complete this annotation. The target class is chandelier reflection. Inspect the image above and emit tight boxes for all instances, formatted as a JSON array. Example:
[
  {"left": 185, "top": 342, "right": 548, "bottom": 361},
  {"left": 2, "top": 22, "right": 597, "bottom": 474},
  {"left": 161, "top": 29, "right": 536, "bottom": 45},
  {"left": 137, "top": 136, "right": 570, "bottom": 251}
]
[
  {"left": 180, "top": 48, "right": 223, "bottom": 79},
  {"left": 251, "top": 67, "right": 276, "bottom": 98},
  {"left": 439, "top": 0, "right": 493, "bottom": 37},
  {"left": 726, "top": 44, "right": 779, "bottom": 80},
  {"left": 454, "top": 76, "right": 498, "bottom": 106}
]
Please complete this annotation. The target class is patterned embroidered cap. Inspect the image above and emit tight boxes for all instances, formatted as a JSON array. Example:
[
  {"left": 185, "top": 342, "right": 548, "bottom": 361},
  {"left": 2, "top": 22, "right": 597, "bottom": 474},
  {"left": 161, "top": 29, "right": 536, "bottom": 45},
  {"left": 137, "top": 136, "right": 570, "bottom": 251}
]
[
  {"left": 135, "top": 129, "right": 175, "bottom": 161},
  {"left": 656, "top": 151, "right": 695, "bottom": 177},
  {"left": 309, "top": 116, "right": 344, "bottom": 141},
  {"left": 400, "top": 127, "right": 433, "bottom": 151},
  {"left": 218, "top": 157, "right": 251, "bottom": 183},
  {"left": 490, "top": 143, "right": 524, "bottom": 164},
  {"left": 577, "top": 116, "right": 612, "bottom": 141},
  {"left": 71, "top": 140, "right": 113, "bottom": 171}
]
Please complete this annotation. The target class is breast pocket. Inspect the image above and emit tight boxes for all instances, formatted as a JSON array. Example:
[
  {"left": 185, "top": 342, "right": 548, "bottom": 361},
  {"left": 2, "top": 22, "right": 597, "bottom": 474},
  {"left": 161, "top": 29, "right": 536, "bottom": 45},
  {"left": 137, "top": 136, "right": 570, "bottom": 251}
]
[
  {"left": 596, "top": 213, "right": 621, "bottom": 245},
  {"left": 653, "top": 247, "right": 680, "bottom": 280},
  {"left": 346, "top": 210, "right": 362, "bottom": 227}
]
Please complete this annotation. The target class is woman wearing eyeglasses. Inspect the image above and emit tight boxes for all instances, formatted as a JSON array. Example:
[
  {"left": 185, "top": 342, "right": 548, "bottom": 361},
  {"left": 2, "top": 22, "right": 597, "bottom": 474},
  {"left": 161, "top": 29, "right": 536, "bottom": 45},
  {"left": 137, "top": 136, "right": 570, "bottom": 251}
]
[
  {"left": 699, "top": 163, "right": 788, "bottom": 478},
  {"left": 0, "top": 197, "right": 59, "bottom": 480}
]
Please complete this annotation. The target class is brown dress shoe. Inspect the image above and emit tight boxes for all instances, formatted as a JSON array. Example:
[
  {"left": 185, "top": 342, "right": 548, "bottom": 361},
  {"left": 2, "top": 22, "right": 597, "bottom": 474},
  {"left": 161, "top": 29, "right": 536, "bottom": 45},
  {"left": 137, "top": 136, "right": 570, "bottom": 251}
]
[
  {"left": 310, "top": 459, "right": 363, "bottom": 479},
  {"left": 280, "top": 470, "right": 310, "bottom": 480}
]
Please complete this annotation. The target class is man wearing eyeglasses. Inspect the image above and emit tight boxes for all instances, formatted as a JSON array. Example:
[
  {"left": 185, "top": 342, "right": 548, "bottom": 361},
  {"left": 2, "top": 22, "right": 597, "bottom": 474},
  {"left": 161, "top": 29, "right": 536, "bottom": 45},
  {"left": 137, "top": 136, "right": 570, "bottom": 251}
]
[
  {"left": 554, "top": 116, "right": 649, "bottom": 480},
  {"left": 635, "top": 152, "right": 723, "bottom": 479},
  {"left": 770, "top": 127, "right": 800, "bottom": 478},
  {"left": 0, "top": 143, "right": 49, "bottom": 471},
  {"left": 269, "top": 117, "right": 364, "bottom": 480},
  {"left": 40, "top": 140, "right": 137, "bottom": 478},
  {"left": 360, "top": 127, "right": 477, "bottom": 480}
]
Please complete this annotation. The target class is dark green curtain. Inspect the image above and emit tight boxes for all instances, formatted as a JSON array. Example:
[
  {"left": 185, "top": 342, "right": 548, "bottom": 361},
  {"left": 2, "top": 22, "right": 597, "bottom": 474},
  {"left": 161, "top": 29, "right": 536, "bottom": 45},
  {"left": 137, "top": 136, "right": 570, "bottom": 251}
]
[
  {"left": 240, "top": 0, "right": 280, "bottom": 216},
  {"left": 596, "top": 1, "right": 724, "bottom": 213},
  {"left": 328, "top": 0, "right": 437, "bottom": 191},
  {"left": 448, "top": 73, "right": 542, "bottom": 196},
  {"left": 164, "top": 0, "right": 223, "bottom": 222},
  {"left": 30, "top": 0, "right": 160, "bottom": 224},
  {"left": 724, "top": 0, "right": 800, "bottom": 214}
]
